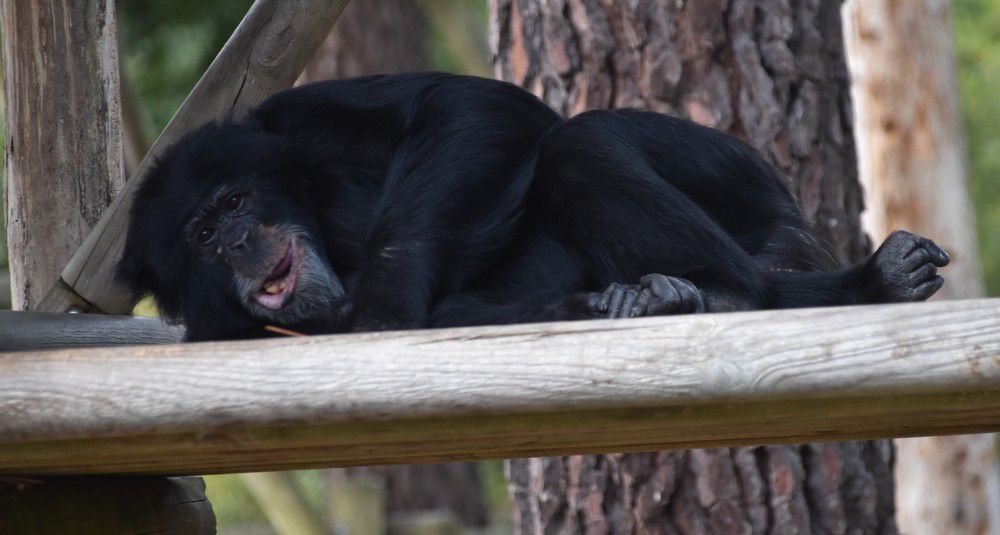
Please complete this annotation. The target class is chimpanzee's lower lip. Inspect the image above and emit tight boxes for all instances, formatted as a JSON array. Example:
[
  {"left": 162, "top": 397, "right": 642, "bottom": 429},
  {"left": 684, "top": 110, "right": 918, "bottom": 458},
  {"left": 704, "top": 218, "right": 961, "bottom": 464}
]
[{"left": 252, "top": 239, "right": 300, "bottom": 310}]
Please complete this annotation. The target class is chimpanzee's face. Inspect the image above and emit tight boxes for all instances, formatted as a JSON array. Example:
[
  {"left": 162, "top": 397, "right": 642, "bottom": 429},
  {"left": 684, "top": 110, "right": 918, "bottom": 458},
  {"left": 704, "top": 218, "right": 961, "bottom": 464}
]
[
  {"left": 183, "top": 184, "right": 343, "bottom": 325},
  {"left": 119, "top": 121, "right": 344, "bottom": 338}
]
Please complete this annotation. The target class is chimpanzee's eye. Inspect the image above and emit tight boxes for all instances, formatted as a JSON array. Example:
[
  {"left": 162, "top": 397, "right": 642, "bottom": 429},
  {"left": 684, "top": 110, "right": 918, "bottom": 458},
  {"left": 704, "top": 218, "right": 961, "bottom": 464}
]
[
  {"left": 197, "top": 226, "right": 217, "bottom": 245},
  {"left": 226, "top": 193, "right": 243, "bottom": 211}
]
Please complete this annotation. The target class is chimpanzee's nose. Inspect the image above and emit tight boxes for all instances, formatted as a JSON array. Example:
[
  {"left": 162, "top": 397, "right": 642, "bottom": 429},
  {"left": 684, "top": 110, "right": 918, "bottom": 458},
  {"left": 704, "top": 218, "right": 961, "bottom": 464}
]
[
  {"left": 222, "top": 223, "right": 254, "bottom": 255},
  {"left": 228, "top": 231, "right": 250, "bottom": 252}
]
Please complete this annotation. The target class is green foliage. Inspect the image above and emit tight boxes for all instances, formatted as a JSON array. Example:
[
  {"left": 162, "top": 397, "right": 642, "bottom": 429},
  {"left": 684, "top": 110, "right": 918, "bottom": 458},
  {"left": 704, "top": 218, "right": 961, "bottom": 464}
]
[
  {"left": 204, "top": 470, "right": 331, "bottom": 528},
  {"left": 118, "top": 1, "right": 252, "bottom": 136},
  {"left": 480, "top": 460, "right": 513, "bottom": 526},
  {"left": 204, "top": 474, "right": 268, "bottom": 526},
  {"left": 954, "top": 0, "right": 1000, "bottom": 295}
]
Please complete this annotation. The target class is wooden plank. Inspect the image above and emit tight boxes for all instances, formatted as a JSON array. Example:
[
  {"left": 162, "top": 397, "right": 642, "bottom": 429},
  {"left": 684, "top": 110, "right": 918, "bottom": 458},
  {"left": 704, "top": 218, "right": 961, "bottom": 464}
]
[
  {"left": 1, "top": 298, "right": 999, "bottom": 476},
  {"left": 0, "top": 311, "right": 183, "bottom": 351},
  {"left": 38, "top": 0, "right": 351, "bottom": 314}
]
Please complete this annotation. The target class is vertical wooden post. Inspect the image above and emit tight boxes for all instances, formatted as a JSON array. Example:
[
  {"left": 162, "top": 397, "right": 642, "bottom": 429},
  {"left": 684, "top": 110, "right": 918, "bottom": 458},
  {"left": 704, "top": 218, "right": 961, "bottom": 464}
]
[
  {"left": 0, "top": 1, "right": 214, "bottom": 531},
  {"left": 843, "top": 2, "right": 1000, "bottom": 534},
  {"left": 2, "top": 0, "right": 125, "bottom": 311}
]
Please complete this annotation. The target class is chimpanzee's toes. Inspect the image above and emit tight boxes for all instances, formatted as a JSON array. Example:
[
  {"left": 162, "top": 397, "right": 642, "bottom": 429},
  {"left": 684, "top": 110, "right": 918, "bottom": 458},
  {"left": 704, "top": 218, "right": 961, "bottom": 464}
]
[
  {"left": 595, "top": 275, "right": 706, "bottom": 318},
  {"left": 638, "top": 274, "right": 706, "bottom": 316},
  {"left": 867, "top": 230, "right": 950, "bottom": 302},
  {"left": 597, "top": 282, "right": 643, "bottom": 319}
]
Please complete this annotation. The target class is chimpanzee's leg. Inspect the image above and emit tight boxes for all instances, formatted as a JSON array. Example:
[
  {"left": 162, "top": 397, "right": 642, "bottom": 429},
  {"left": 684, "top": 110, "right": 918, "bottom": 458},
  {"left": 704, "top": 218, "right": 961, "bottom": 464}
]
[
  {"left": 532, "top": 119, "right": 769, "bottom": 314},
  {"left": 763, "top": 230, "right": 949, "bottom": 307}
]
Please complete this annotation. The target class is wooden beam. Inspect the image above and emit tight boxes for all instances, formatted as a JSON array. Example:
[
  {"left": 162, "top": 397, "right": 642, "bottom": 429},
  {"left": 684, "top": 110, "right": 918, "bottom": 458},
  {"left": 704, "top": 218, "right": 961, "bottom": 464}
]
[
  {"left": 1, "top": 299, "right": 999, "bottom": 476},
  {"left": 0, "top": 311, "right": 183, "bottom": 352},
  {"left": 37, "top": 0, "right": 351, "bottom": 314}
]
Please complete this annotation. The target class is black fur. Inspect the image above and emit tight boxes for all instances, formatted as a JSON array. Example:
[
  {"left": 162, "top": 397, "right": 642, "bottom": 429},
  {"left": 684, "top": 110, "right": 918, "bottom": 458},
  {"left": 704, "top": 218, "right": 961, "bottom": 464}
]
[{"left": 119, "top": 73, "right": 949, "bottom": 341}]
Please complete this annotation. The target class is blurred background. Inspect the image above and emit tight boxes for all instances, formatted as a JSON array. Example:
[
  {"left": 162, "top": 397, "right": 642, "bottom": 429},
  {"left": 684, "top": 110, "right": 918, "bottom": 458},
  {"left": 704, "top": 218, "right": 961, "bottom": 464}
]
[{"left": 1, "top": 0, "right": 998, "bottom": 533}]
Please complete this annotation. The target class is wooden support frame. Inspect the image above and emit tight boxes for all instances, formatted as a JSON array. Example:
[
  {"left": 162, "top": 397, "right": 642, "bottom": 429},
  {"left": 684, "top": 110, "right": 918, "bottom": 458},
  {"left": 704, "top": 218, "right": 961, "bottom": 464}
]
[
  {"left": 36, "top": 0, "right": 351, "bottom": 314},
  {"left": 2, "top": 299, "right": 999, "bottom": 476}
]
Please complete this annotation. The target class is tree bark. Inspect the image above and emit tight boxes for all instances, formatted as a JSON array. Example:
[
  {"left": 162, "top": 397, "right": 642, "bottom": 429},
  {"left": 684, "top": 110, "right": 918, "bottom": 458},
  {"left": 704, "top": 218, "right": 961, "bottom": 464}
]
[
  {"left": 0, "top": 2, "right": 214, "bottom": 532},
  {"left": 843, "top": 1, "right": 1000, "bottom": 533},
  {"left": 296, "top": 0, "right": 430, "bottom": 84},
  {"left": 2, "top": 0, "right": 126, "bottom": 311},
  {"left": 492, "top": 1, "right": 894, "bottom": 532}
]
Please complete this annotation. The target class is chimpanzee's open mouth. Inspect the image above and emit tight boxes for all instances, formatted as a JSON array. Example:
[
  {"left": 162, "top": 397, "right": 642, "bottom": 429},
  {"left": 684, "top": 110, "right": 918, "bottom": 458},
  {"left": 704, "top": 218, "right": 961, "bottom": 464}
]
[{"left": 252, "top": 239, "right": 300, "bottom": 310}]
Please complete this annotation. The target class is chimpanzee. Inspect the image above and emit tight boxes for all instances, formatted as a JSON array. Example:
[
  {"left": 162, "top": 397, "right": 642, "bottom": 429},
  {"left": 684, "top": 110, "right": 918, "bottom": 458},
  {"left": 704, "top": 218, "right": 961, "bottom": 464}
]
[{"left": 118, "top": 72, "right": 948, "bottom": 341}]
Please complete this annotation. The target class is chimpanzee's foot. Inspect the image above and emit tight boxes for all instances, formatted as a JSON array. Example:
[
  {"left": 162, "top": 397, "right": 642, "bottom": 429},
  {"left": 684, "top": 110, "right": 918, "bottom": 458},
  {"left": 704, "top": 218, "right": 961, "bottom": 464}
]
[
  {"left": 861, "top": 230, "right": 950, "bottom": 303},
  {"left": 595, "top": 274, "right": 706, "bottom": 318}
]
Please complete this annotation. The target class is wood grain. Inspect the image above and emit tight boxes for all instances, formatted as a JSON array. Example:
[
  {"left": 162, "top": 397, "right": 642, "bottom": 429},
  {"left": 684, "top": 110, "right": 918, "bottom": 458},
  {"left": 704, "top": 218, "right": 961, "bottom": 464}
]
[
  {"left": 1, "top": 299, "right": 998, "bottom": 475},
  {"left": 1, "top": 0, "right": 125, "bottom": 311},
  {"left": 38, "top": 0, "right": 350, "bottom": 314},
  {"left": 0, "top": 311, "right": 183, "bottom": 351}
]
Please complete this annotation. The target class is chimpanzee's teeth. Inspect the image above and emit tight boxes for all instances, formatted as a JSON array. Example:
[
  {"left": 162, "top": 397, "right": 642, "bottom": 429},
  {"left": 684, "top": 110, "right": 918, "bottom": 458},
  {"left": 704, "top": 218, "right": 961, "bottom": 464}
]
[{"left": 263, "top": 280, "right": 286, "bottom": 294}]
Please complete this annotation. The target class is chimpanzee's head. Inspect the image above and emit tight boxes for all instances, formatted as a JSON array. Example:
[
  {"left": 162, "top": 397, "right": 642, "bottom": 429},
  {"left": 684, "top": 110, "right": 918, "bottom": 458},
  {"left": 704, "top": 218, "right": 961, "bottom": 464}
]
[{"left": 118, "top": 120, "right": 344, "bottom": 340}]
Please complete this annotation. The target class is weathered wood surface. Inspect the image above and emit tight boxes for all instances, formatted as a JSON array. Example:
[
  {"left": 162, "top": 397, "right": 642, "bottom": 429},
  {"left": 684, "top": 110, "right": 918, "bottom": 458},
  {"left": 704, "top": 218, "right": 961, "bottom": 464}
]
[
  {"left": 1, "top": 299, "right": 998, "bottom": 476},
  {"left": 0, "top": 311, "right": 183, "bottom": 352},
  {"left": 38, "top": 0, "right": 351, "bottom": 314},
  {"left": 1, "top": 0, "right": 125, "bottom": 311}
]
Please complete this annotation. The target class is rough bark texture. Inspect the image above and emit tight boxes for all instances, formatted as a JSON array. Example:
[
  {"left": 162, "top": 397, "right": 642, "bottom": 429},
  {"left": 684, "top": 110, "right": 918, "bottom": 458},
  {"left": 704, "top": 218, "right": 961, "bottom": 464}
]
[
  {"left": 2, "top": 0, "right": 126, "bottom": 311},
  {"left": 296, "top": 0, "right": 430, "bottom": 84},
  {"left": 843, "top": 2, "right": 999, "bottom": 534},
  {"left": 492, "top": 1, "right": 894, "bottom": 532},
  {"left": 300, "top": 3, "right": 488, "bottom": 528}
]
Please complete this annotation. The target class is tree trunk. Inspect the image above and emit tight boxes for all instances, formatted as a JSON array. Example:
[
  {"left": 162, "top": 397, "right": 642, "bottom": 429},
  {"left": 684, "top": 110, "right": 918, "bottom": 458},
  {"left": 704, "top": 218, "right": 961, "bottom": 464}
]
[
  {"left": 492, "top": 1, "right": 894, "bottom": 532},
  {"left": 843, "top": 1, "right": 1000, "bottom": 533},
  {"left": 2, "top": 0, "right": 126, "bottom": 311},
  {"left": 296, "top": 2, "right": 490, "bottom": 528},
  {"left": 0, "top": 2, "right": 214, "bottom": 532},
  {"left": 296, "top": 0, "right": 430, "bottom": 84}
]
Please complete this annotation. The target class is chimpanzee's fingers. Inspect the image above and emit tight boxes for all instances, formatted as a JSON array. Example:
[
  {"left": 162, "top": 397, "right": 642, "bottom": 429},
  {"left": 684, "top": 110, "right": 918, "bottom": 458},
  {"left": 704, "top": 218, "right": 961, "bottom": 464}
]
[
  {"left": 921, "top": 238, "right": 950, "bottom": 266},
  {"left": 912, "top": 275, "right": 945, "bottom": 301}
]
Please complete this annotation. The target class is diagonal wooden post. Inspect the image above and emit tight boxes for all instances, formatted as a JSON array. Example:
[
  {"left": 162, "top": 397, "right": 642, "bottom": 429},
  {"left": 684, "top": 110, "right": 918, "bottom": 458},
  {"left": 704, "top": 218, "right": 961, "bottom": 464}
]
[{"left": 36, "top": 0, "right": 352, "bottom": 314}]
